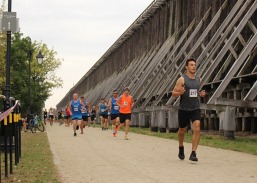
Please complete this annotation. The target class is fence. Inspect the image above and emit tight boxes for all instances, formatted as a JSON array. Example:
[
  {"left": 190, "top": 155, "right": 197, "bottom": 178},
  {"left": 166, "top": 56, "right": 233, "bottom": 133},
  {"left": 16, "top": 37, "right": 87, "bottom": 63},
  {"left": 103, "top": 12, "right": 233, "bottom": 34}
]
[{"left": 0, "top": 95, "right": 22, "bottom": 181}]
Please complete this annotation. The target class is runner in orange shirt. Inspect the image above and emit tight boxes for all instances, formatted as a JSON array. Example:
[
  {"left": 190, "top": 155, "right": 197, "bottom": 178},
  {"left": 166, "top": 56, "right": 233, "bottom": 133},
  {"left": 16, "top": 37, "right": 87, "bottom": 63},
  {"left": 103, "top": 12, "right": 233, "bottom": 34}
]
[{"left": 117, "top": 87, "right": 134, "bottom": 140}]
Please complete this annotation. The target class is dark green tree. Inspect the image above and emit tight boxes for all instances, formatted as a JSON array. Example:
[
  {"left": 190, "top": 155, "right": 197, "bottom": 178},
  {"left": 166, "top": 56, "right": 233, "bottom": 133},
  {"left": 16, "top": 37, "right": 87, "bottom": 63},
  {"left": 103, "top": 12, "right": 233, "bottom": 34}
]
[{"left": 9, "top": 32, "right": 63, "bottom": 116}]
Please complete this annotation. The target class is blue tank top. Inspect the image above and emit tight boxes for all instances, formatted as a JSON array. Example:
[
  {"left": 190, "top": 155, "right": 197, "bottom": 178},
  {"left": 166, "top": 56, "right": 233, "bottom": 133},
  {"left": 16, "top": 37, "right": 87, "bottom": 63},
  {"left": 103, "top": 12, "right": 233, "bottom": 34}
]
[
  {"left": 99, "top": 103, "right": 108, "bottom": 115},
  {"left": 82, "top": 100, "right": 90, "bottom": 116},
  {"left": 179, "top": 74, "right": 200, "bottom": 111},
  {"left": 71, "top": 100, "right": 82, "bottom": 116},
  {"left": 111, "top": 97, "right": 120, "bottom": 114}
]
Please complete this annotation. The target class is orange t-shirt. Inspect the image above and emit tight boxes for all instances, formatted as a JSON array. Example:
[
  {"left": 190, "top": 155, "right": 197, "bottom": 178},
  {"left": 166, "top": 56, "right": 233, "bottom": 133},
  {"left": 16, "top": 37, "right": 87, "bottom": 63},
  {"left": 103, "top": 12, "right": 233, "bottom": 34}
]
[{"left": 119, "top": 95, "right": 132, "bottom": 114}]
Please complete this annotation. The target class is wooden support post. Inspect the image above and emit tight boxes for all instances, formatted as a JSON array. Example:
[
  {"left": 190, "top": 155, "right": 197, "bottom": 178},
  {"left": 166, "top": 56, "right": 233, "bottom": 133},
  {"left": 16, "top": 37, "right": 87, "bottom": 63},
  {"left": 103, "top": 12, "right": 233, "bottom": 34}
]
[
  {"left": 131, "top": 113, "right": 139, "bottom": 127},
  {"left": 217, "top": 111, "right": 225, "bottom": 136},
  {"left": 139, "top": 113, "right": 146, "bottom": 128},
  {"left": 242, "top": 117, "right": 246, "bottom": 132},
  {"left": 150, "top": 111, "right": 158, "bottom": 132},
  {"left": 223, "top": 106, "right": 236, "bottom": 139},
  {"left": 204, "top": 115, "right": 208, "bottom": 130},
  {"left": 158, "top": 110, "right": 166, "bottom": 133},
  {"left": 168, "top": 109, "right": 178, "bottom": 133}
]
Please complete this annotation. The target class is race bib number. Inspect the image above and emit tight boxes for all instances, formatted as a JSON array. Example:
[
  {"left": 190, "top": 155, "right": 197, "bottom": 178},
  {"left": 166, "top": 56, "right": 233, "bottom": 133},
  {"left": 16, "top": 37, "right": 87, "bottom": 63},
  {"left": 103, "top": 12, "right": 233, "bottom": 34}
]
[
  {"left": 114, "top": 106, "right": 119, "bottom": 110},
  {"left": 74, "top": 107, "right": 78, "bottom": 111},
  {"left": 189, "top": 89, "right": 198, "bottom": 97},
  {"left": 124, "top": 102, "right": 128, "bottom": 106}
]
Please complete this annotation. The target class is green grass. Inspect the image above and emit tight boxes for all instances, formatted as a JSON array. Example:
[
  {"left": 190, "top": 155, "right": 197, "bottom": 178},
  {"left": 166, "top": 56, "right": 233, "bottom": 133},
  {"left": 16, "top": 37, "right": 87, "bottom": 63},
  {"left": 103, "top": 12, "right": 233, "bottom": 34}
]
[
  {"left": 128, "top": 127, "right": 257, "bottom": 155},
  {"left": 1, "top": 132, "right": 61, "bottom": 183}
]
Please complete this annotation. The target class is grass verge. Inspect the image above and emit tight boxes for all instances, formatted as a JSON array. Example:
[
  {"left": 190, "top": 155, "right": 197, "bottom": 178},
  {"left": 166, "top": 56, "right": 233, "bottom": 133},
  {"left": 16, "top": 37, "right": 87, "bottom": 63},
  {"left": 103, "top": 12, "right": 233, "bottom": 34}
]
[
  {"left": 1, "top": 132, "right": 61, "bottom": 183},
  {"left": 129, "top": 127, "right": 257, "bottom": 155}
]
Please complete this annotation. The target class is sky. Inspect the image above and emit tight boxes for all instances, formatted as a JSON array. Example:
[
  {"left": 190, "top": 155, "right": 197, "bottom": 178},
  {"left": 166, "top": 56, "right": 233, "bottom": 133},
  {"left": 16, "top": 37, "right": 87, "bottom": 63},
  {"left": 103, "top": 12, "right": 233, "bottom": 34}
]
[{"left": 7, "top": 0, "right": 153, "bottom": 109}]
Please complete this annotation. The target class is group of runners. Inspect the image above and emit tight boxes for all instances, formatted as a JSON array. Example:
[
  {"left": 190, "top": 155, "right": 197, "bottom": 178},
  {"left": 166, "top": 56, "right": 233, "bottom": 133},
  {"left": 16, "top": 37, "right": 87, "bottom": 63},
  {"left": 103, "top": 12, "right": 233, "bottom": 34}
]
[
  {"left": 69, "top": 87, "right": 134, "bottom": 140},
  {"left": 45, "top": 58, "right": 205, "bottom": 161}
]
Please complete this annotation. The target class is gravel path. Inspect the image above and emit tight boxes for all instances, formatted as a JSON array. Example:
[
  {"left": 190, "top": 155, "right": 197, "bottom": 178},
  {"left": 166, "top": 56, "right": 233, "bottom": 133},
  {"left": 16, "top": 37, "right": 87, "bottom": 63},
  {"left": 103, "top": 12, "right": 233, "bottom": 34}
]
[{"left": 46, "top": 123, "right": 257, "bottom": 183}]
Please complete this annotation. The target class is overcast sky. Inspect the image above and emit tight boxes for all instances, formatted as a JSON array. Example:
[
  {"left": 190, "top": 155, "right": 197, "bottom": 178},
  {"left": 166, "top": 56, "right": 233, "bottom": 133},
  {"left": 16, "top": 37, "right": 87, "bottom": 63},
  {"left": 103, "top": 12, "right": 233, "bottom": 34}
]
[{"left": 8, "top": 0, "right": 153, "bottom": 109}]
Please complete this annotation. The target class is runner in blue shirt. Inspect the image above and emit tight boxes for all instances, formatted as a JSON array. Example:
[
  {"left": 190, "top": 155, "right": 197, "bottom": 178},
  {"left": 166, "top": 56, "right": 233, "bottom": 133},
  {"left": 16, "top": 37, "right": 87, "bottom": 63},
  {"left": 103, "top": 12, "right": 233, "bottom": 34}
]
[
  {"left": 69, "top": 93, "right": 84, "bottom": 136},
  {"left": 108, "top": 90, "right": 120, "bottom": 137},
  {"left": 80, "top": 96, "right": 91, "bottom": 134},
  {"left": 97, "top": 98, "right": 108, "bottom": 130}
]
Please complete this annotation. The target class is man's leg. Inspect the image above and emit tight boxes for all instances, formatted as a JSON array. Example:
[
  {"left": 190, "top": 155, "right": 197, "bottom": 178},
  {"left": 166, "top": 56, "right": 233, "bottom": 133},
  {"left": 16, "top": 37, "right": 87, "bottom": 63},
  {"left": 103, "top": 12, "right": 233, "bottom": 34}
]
[
  {"left": 178, "top": 127, "right": 186, "bottom": 147},
  {"left": 73, "top": 120, "right": 77, "bottom": 136},
  {"left": 100, "top": 116, "right": 104, "bottom": 130},
  {"left": 189, "top": 120, "right": 200, "bottom": 161},
  {"left": 178, "top": 127, "right": 186, "bottom": 160},
  {"left": 124, "top": 119, "right": 130, "bottom": 139},
  {"left": 80, "top": 120, "right": 84, "bottom": 134}
]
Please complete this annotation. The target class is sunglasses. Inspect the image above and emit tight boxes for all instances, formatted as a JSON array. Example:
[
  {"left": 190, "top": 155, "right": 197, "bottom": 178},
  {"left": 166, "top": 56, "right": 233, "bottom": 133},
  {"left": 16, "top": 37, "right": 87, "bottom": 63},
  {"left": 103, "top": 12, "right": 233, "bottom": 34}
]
[{"left": 113, "top": 93, "right": 118, "bottom": 94}]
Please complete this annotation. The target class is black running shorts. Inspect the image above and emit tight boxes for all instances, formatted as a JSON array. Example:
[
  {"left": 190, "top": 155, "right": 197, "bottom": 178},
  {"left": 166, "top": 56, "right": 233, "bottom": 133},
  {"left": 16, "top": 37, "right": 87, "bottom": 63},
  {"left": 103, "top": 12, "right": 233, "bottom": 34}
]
[
  {"left": 178, "top": 109, "right": 201, "bottom": 128},
  {"left": 120, "top": 113, "right": 131, "bottom": 124},
  {"left": 110, "top": 114, "right": 119, "bottom": 120},
  {"left": 100, "top": 114, "right": 108, "bottom": 119},
  {"left": 82, "top": 115, "right": 88, "bottom": 122},
  {"left": 91, "top": 114, "right": 96, "bottom": 121}
]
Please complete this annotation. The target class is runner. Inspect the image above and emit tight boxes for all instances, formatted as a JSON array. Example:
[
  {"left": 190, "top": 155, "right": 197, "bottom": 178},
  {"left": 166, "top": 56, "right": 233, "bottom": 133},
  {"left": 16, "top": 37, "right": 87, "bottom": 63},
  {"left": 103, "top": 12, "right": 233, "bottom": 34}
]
[
  {"left": 58, "top": 109, "right": 62, "bottom": 124},
  {"left": 49, "top": 107, "right": 54, "bottom": 126},
  {"left": 80, "top": 96, "right": 91, "bottom": 134},
  {"left": 117, "top": 87, "right": 134, "bottom": 140},
  {"left": 108, "top": 90, "right": 120, "bottom": 137},
  {"left": 69, "top": 93, "right": 84, "bottom": 136},
  {"left": 97, "top": 98, "right": 108, "bottom": 130},
  {"left": 90, "top": 106, "right": 96, "bottom": 128},
  {"left": 65, "top": 105, "right": 71, "bottom": 127},
  {"left": 43, "top": 109, "right": 47, "bottom": 125},
  {"left": 172, "top": 58, "right": 206, "bottom": 162}
]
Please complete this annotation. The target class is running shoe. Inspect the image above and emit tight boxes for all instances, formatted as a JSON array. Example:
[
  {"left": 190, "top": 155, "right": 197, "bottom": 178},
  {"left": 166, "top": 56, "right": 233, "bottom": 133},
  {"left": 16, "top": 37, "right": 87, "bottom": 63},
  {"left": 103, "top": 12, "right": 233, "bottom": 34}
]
[
  {"left": 178, "top": 146, "right": 185, "bottom": 160},
  {"left": 124, "top": 136, "right": 129, "bottom": 140},
  {"left": 74, "top": 133, "right": 77, "bottom": 136},
  {"left": 189, "top": 152, "right": 198, "bottom": 162},
  {"left": 113, "top": 133, "right": 116, "bottom": 137},
  {"left": 76, "top": 125, "right": 79, "bottom": 130}
]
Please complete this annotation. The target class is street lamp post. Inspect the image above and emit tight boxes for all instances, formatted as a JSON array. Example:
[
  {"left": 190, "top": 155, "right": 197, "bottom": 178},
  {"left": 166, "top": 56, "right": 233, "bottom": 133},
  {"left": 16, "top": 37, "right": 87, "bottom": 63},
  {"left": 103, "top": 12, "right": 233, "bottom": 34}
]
[{"left": 27, "top": 51, "right": 44, "bottom": 114}]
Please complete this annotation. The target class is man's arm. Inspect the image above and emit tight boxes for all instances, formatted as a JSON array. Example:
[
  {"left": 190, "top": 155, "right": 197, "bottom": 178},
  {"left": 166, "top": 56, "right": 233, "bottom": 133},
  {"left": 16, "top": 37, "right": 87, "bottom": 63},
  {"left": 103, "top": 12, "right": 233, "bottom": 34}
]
[
  {"left": 199, "top": 78, "right": 206, "bottom": 97},
  {"left": 131, "top": 96, "right": 135, "bottom": 109},
  {"left": 108, "top": 98, "right": 112, "bottom": 110},
  {"left": 68, "top": 101, "right": 72, "bottom": 115},
  {"left": 172, "top": 77, "right": 185, "bottom": 97}
]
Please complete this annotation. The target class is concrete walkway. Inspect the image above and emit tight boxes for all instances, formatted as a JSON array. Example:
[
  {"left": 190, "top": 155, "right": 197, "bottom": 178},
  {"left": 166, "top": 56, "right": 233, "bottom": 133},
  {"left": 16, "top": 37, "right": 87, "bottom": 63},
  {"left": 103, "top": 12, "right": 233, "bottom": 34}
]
[{"left": 46, "top": 123, "right": 257, "bottom": 183}]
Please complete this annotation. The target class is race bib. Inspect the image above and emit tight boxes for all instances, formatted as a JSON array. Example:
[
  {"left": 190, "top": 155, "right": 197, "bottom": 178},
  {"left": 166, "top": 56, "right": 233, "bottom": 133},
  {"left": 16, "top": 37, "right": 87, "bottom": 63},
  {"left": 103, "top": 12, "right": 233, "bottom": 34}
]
[
  {"left": 189, "top": 89, "right": 198, "bottom": 97},
  {"left": 124, "top": 101, "right": 128, "bottom": 106},
  {"left": 114, "top": 106, "right": 119, "bottom": 110},
  {"left": 74, "top": 107, "right": 78, "bottom": 111},
  {"left": 101, "top": 109, "right": 105, "bottom": 112}
]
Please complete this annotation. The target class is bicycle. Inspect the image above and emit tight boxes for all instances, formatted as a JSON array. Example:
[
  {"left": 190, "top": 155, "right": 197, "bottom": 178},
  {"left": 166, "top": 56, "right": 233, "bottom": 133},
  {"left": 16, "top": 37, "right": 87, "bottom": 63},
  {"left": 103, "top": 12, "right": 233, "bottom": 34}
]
[{"left": 28, "top": 114, "right": 45, "bottom": 133}]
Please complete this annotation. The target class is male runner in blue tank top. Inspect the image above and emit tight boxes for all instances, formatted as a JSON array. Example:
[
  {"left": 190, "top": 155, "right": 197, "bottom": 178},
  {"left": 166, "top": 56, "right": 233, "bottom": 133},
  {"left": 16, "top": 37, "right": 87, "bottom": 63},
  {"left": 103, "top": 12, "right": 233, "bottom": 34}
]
[
  {"left": 108, "top": 90, "right": 120, "bottom": 137},
  {"left": 98, "top": 98, "right": 108, "bottom": 130},
  {"left": 172, "top": 58, "right": 206, "bottom": 162},
  {"left": 69, "top": 93, "right": 84, "bottom": 136},
  {"left": 80, "top": 96, "right": 91, "bottom": 134}
]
